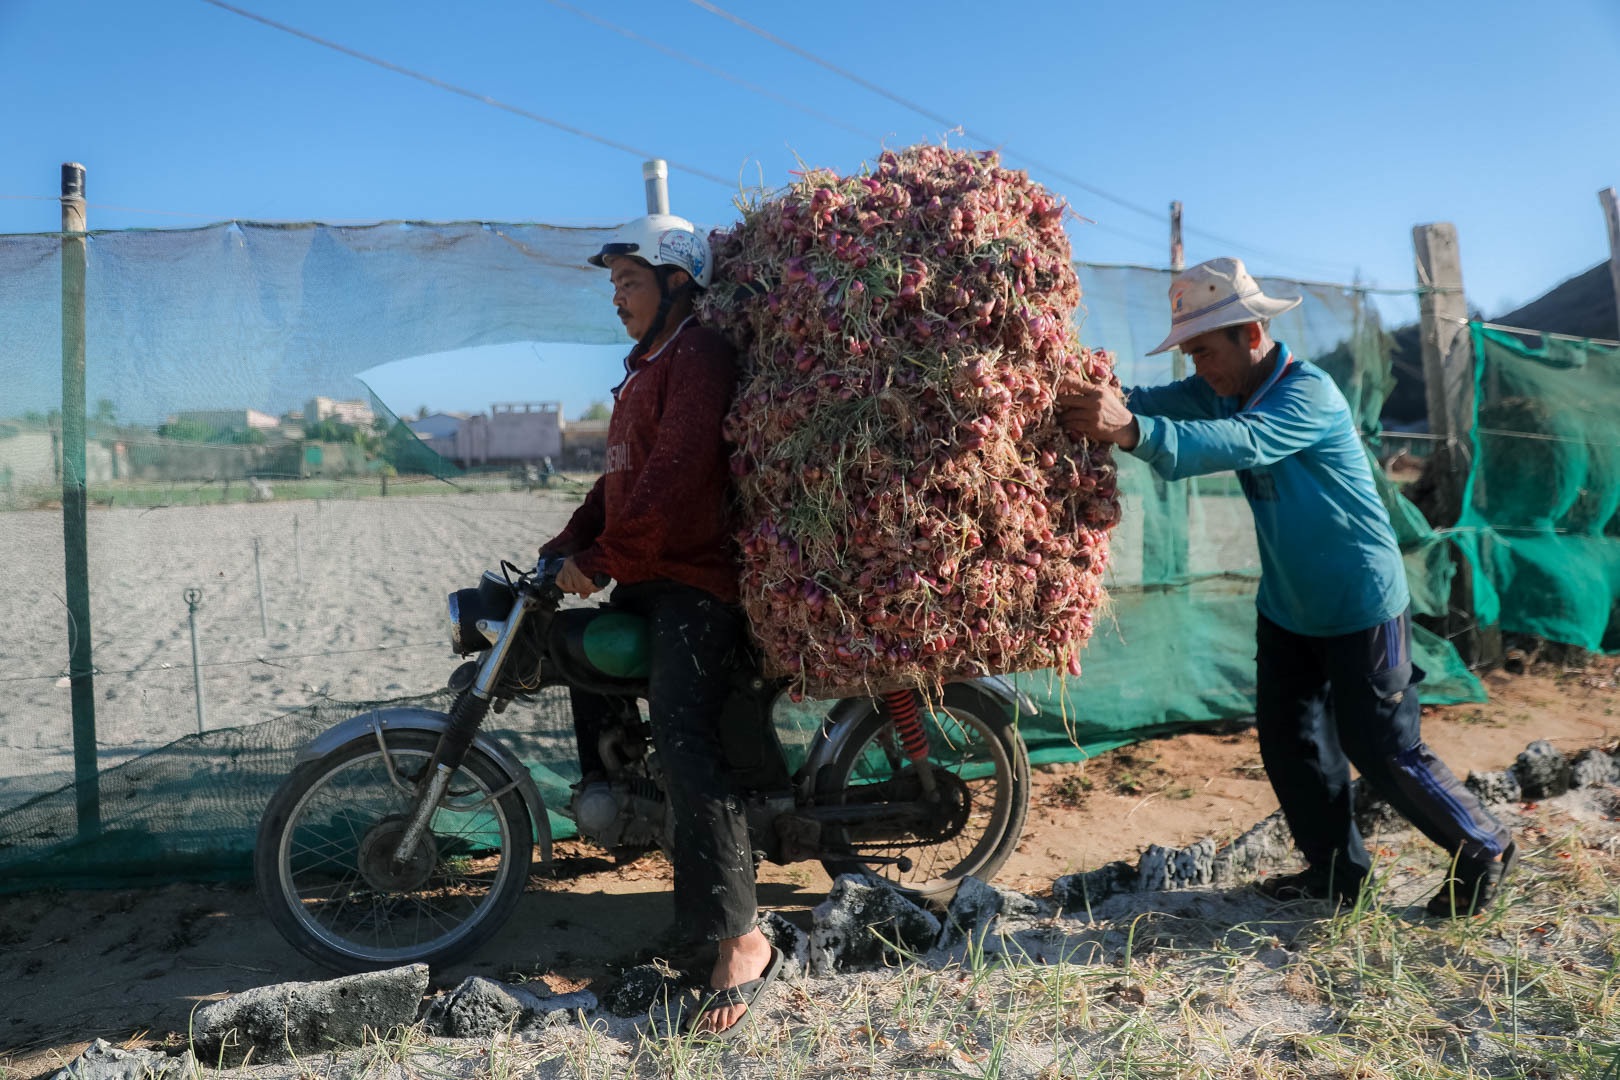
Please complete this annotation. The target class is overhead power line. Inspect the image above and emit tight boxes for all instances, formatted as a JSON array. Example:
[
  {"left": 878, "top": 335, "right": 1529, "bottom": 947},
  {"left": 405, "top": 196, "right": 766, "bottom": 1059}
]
[
  {"left": 682, "top": 0, "right": 1361, "bottom": 279},
  {"left": 195, "top": 0, "right": 1359, "bottom": 277},
  {"left": 686, "top": 0, "right": 961, "bottom": 138},
  {"left": 544, "top": 0, "right": 880, "bottom": 144},
  {"left": 197, "top": 0, "right": 734, "bottom": 189},
  {"left": 540, "top": 2, "right": 1167, "bottom": 258},
  {"left": 684, "top": 0, "right": 1158, "bottom": 219}
]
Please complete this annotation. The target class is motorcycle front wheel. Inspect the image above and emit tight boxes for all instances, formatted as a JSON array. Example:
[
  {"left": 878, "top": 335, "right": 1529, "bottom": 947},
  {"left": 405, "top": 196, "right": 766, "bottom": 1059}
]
[
  {"left": 255, "top": 730, "right": 534, "bottom": 973},
  {"left": 815, "top": 684, "right": 1030, "bottom": 900}
]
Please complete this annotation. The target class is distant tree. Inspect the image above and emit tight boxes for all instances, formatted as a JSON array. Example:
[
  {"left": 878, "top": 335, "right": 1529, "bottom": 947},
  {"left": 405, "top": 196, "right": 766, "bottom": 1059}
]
[
  {"left": 305, "top": 418, "right": 360, "bottom": 442},
  {"left": 372, "top": 416, "right": 390, "bottom": 434},
  {"left": 417, "top": 405, "right": 431, "bottom": 420},
  {"left": 580, "top": 400, "right": 611, "bottom": 421},
  {"left": 229, "top": 427, "right": 267, "bottom": 445},
  {"left": 93, "top": 398, "right": 118, "bottom": 426},
  {"left": 22, "top": 410, "right": 45, "bottom": 423},
  {"left": 158, "top": 419, "right": 223, "bottom": 442}
]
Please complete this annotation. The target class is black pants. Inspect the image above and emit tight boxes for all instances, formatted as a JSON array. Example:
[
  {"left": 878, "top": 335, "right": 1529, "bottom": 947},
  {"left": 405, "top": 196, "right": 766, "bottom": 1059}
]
[
  {"left": 570, "top": 580, "right": 757, "bottom": 943},
  {"left": 1256, "top": 608, "right": 1511, "bottom": 886}
]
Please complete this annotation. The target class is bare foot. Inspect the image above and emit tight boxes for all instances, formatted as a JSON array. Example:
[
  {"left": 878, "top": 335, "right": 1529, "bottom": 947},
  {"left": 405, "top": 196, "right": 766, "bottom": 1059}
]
[{"left": 692, "top": 926, "right": 773, "bottom": 1036}]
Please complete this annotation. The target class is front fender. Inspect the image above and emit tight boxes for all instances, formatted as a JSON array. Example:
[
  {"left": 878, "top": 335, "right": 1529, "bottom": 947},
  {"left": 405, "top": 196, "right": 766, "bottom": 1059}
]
[
  {"left": 299, "top": 706, "right": 554, "bottom": 865},
  {"left": 797, "top": 676, "right": 1036, "bottom": 799}
]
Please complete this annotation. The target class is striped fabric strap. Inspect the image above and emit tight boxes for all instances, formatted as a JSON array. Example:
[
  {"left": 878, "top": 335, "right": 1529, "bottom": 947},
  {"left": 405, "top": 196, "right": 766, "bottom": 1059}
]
[{"left": 1171, "top": 289, "right": 1257, "bottom": 326}]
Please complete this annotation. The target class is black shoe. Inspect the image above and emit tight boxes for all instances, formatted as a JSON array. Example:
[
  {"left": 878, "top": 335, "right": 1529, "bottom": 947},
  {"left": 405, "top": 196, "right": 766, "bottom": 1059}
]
[
  {"left": 1426, "top": 841, "right": 1517, "bottom": 918},
  {"left": 1256, "top": 867, "right": 1366, "bottom": 905}
]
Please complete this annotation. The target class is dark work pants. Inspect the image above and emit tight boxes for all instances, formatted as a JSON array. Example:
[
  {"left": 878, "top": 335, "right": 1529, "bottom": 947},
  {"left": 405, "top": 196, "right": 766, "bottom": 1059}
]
[
  {"left": 1256, "top": 608, "right": 1512, "bottom": 886},
  {"left": 570, "top": 580, "right": 757, "bottom": 943}
]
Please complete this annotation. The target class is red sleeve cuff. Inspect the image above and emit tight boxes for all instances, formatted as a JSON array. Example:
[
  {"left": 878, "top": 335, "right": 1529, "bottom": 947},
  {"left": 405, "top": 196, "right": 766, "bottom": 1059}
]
[{"left": 571, "top": 548, "right": 609, "bottom": 580}]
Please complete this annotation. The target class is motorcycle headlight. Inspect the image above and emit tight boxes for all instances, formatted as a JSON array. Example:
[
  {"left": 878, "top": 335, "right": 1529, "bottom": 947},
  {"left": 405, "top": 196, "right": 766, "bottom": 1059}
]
[
  {"left": 447, "top": 590, "right": 484, "bottom": 655},
  {"left": 447, "top": 571, "right": 518, "bottom": 655}
]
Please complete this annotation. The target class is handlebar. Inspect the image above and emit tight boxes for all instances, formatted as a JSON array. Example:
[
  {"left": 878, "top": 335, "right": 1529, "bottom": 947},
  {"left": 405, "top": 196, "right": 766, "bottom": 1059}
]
[{"left": 532, "top": 555, "right": 612, "bottom": 594}]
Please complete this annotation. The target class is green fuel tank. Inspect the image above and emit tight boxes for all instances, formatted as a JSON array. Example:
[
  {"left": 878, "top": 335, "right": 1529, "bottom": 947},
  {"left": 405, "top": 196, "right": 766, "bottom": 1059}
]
[{"left": 577, "top": 612, "right": 650, "bottom": 679}]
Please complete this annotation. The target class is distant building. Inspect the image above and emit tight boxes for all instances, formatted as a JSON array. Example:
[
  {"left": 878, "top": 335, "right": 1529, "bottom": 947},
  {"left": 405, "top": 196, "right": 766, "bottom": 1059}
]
[
  {"left": 454, "top": 402, "right": 562, "bottom": 465},
  {"left": 406, "top": 411, "right": 470, "bottom": 461},
  {"left": 0, "top": 422, "right": 125, "bottom": 490},
  {"left": 560, "top": 417, "right": 610, "bottom": 471},
  {"left": 407, "top": 412, "right": 469, "bottom": 441},
  {"left": 172, "top": 408, "right": 281, "bottom": 434},
  {"left": 305, "top": 397, "right": 375, "bottom": 427}
]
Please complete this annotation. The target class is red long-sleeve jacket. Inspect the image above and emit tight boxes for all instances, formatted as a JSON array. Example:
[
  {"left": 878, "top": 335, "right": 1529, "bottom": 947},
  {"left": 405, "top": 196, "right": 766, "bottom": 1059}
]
[{"left": 541, "top": 318, "right": 740, "bottom": 603}]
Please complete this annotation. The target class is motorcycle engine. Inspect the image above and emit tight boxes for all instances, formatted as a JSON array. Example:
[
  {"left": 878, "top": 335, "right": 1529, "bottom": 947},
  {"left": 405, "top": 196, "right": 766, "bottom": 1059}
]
[{"left": 570, "top": 777, "right": 669, "bottom": 851}]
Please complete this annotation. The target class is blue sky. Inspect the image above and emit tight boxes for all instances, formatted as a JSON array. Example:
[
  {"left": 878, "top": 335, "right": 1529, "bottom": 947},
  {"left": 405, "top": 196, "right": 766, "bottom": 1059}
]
[{"left": 3, "top": 0, "right": 1617, "bottom": 420}]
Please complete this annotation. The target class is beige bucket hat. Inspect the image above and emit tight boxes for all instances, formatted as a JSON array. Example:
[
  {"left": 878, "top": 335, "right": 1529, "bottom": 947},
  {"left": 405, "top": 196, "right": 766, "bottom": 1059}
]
[{"left": 1148, "top": 257, "right": 1302, "bottom": 355}]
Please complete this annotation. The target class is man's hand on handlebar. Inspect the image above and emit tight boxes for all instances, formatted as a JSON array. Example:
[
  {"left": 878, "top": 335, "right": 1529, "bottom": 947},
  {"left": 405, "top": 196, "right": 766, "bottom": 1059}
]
[{"left": 555, "top": 557, "right": 606, "bottom": 598}]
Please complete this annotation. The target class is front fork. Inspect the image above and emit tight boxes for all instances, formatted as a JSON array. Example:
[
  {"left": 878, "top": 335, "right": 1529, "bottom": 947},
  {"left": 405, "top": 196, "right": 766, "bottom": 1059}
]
[
  {"left": 391, "top": 594, "right": 533, "bottom": 862},
  {"left": 880, "top": 689, "right": 938, "bottom": 799}
]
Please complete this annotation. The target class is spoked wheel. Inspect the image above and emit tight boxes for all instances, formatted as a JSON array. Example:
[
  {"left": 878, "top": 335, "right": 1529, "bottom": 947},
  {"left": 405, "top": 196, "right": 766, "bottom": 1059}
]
[
  {"left": 816, "top": 685, "right": 1030, "bottom": 901},
  {"left": 254, "top": 730, "right": 533, "bottom": 972}
]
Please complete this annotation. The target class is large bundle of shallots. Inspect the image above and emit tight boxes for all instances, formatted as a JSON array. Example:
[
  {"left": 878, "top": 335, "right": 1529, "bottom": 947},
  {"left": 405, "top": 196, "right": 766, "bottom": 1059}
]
[{"left": 701, "top": 145, "right": 1121, "bottom": 696}]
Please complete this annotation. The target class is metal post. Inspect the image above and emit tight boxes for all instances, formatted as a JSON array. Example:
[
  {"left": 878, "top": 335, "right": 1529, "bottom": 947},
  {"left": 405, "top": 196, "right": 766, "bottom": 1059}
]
[
  {"left": 185, "top": 588, "right": 207, "bottom": 733},
  {"left": 1601, "top": 188, "right": 1620, "bottom": 338},
  {"left": 643, "top": 159, "right": 670, "bottom": 215},
  {"left": 254, "top": 537, "right": 270, "bottom": 637},
  {"left": 60, "top": 162, "right": 99, "bottom": 838},
  {"left": 293, "top": 513, "right": 303, "bottom": 585}
]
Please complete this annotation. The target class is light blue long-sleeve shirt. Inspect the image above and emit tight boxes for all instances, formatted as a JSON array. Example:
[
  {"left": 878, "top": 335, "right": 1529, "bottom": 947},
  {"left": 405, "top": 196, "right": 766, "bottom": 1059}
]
[{"left": 1125, "top": 343, "right": 1409, "bottom": 637}]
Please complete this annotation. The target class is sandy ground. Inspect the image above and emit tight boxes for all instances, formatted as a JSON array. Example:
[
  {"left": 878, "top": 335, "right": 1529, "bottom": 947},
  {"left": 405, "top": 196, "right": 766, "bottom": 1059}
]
[
  {"left": 0, "top": 488, "right": 589, "bottom": 808},
  {"left": 1, "top": 661, "right": 1614, "bottom": 1079},
  {"left": 0, "top": 483, "right": 1256, "bottom": 810}
]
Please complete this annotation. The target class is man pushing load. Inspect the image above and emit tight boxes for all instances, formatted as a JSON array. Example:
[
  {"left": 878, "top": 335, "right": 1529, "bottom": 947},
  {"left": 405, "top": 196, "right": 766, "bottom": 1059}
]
[{"left": 1060, "top": 257, "right": 1515, "bottom": 917}]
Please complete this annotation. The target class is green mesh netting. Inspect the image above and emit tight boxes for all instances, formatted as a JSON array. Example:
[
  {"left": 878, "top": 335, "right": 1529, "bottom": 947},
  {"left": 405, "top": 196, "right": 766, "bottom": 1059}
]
[
  {"left": 1457, "top": 324, "right": 1620, "bottom": 652},
  {"left": 1021, "top": 264, "right": 1483, "bottom": 762},
  {"left": 0, "top": 224, "right": 1477, "bottom": 890}
]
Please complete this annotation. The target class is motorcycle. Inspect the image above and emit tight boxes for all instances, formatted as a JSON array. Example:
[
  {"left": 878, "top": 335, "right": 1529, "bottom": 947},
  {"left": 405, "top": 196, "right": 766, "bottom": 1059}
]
[{"left": 255, "top": 557, "right": 1033, "bottom": 972}]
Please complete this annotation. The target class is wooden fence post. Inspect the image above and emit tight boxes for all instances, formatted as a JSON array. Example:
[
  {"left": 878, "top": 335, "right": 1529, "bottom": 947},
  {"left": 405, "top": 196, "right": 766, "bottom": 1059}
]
[
  {"left": 60, "top": 161, "right": 100, "bottom": 837},
  {"left": 1601, "top": 188, "right": 1620, "bottom": 335},
  {"left": 1169, "top": 201, "right": 1185, "bottom": 381},
  {"left": 1413, "top": 222, "right": 1498, "bottom": 665},
  {"left": 1141, "top": 201, "right": 1191, "bottom": 589},
  {"left": 1413, "top": 223, "right": 1469, "bottom": 521}
]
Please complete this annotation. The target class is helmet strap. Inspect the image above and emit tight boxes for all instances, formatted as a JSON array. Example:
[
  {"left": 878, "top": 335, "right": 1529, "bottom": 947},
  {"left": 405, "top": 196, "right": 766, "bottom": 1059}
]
[{"left": 631, "top": 267, "right": 694, "bottom": 359}]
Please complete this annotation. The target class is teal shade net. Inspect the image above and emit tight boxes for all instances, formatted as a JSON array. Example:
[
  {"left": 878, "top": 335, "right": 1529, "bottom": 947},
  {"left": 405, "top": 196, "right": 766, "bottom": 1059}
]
[
  {"left": 0, "top": 224, "right": 1477, "bottom": 889},
  {"left": 1456, "top": 324, "right": 1620, "bottom": 653}
]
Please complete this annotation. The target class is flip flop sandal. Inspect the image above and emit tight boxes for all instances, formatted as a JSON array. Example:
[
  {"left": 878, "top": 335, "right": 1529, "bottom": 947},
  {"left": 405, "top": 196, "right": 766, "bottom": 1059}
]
[{"left": 679, "top": 945, "right": 785, "bottom": 1042}]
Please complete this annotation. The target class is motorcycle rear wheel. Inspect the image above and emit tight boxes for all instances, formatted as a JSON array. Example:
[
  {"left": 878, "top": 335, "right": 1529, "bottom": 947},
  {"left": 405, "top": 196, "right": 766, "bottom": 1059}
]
[
  {"left": 255, "top": 730, "right": 534, "bottom": 972},
  {"left": 815, "top": 685, "right": 1030, "bottom": 900}
]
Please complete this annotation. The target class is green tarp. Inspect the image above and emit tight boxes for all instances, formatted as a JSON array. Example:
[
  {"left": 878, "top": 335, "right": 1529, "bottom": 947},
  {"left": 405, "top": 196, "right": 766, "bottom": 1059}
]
[{"left": 1458, "top": 325, "right": 1620, "bottom": 652}]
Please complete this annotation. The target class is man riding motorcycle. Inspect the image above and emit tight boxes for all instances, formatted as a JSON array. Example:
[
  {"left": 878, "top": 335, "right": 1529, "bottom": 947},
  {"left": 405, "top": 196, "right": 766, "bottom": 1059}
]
[{"left": 539, "top": 212, "right": 781, "bottom": 1038}]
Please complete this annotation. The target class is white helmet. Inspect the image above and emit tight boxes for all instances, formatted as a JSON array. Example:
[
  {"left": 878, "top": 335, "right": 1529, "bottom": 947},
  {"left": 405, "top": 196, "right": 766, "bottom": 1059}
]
[{"left": 588, "top": 213, "right": 712, "bottom": 289}]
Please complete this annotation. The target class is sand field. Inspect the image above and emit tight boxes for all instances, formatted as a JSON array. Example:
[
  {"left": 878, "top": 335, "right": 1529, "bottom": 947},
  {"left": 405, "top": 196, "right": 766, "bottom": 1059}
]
[
  {"left": 0, "top": 487, "right": 586, "bottom": 808},
  {"left": 0, "top": 478, "right": 1260, "bottom": 809}
]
